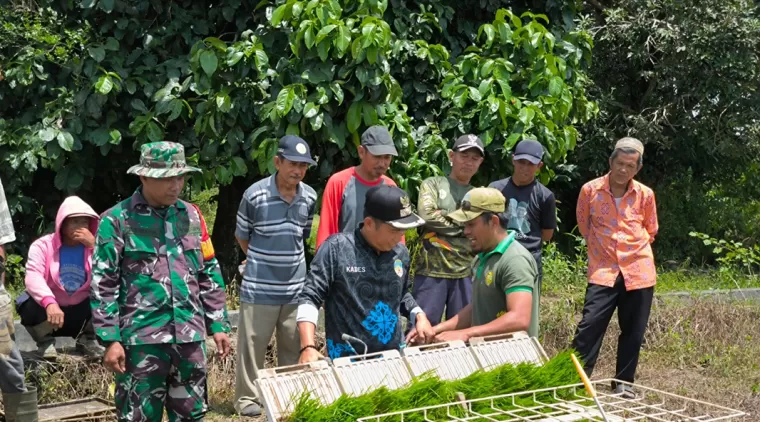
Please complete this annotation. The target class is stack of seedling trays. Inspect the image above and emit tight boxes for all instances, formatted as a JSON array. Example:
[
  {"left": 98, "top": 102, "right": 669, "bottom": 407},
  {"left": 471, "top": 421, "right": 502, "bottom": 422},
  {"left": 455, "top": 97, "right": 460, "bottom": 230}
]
[
  {"left": 255, "top": 331, "right": 547, "bottom": 421},
  {"left": 255, "top": 331, "right": 747, "bottom": 421}
]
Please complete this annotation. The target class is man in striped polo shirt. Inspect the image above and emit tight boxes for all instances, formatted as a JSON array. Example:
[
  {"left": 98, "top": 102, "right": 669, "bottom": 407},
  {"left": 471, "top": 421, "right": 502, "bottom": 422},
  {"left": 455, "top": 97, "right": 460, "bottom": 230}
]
[{"left": 233, "top": 135, "right": 318, "bottom": 417}]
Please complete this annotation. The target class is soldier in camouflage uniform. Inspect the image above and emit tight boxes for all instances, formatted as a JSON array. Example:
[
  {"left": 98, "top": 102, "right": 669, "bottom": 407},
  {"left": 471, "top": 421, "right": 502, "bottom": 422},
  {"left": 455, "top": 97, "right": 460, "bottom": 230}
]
[{"left": 90, "top": 142, "right": 231, "bottom": 422}]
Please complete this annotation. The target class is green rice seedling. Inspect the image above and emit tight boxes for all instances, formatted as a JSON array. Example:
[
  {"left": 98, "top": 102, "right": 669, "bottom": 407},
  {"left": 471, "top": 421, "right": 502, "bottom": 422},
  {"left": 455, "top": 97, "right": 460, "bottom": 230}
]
[
  {"left": 285, "top": 349, "right": 585, "bottom": 421},
  {"left": 285, "top": 393, "right": 324, "bottom": 422}
]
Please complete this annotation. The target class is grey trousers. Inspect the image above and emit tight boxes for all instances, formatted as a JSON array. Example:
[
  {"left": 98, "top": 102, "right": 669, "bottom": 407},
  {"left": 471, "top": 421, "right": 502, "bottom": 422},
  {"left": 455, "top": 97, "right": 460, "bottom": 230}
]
[
  {"left": 0, "top": 345, "right": 25, "bottom": 393},
  {"left": 0, "top": 289, "right": 26, "bottom": 393}
]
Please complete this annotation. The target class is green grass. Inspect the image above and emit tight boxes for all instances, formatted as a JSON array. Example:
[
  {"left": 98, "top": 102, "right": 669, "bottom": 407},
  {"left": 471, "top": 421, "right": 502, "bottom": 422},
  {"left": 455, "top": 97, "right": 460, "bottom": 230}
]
[{"left": 540, "top": 242, "right": 760, "bottom": 300}]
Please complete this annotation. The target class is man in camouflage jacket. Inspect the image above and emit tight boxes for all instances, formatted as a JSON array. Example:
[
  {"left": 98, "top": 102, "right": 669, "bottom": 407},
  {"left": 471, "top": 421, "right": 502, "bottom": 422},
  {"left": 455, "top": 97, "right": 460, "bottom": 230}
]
[{"left": 91, "top": 142, "right": 231, "bottom": 422}]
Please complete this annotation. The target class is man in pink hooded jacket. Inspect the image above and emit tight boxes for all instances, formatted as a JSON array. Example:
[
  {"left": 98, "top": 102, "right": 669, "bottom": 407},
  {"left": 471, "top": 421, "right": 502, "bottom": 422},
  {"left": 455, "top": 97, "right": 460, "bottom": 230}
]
[{"left": 15, "top": 196, "right": 105, "bottom": 359}]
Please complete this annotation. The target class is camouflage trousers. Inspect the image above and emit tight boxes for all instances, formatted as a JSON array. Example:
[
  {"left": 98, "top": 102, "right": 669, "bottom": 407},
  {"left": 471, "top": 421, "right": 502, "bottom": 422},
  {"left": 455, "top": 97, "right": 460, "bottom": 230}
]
[{"left": 115, "top": 342, "right": 208, "bottom": 422}]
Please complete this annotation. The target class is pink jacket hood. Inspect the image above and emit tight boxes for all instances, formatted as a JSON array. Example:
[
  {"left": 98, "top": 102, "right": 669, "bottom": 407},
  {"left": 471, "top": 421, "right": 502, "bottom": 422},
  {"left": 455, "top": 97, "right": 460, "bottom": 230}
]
[{"left": 24, "top": 196, "right": 99, "bottom": 309}]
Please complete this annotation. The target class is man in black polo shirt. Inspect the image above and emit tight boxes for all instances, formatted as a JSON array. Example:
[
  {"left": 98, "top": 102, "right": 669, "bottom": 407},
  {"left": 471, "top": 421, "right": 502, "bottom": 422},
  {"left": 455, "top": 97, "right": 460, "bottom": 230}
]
[
  {"left": 489, "top": 139, "right": 556, "bottom": 338},
  {"left": 296, "top": 186, "right": 435, "bottom": 362}
]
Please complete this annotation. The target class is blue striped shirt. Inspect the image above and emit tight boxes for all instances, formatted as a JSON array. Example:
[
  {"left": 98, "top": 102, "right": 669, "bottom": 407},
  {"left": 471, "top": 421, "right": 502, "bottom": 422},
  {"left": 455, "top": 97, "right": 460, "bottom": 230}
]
[{"left": 235, "top": 174, "right": 317, "bottom": 305}]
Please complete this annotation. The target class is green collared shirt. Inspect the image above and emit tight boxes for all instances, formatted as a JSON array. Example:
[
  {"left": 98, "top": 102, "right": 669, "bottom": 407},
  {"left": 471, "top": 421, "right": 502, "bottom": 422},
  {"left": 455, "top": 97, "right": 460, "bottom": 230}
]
[{"left": 471, "top": 232, "right": 537, "bottom": 327}]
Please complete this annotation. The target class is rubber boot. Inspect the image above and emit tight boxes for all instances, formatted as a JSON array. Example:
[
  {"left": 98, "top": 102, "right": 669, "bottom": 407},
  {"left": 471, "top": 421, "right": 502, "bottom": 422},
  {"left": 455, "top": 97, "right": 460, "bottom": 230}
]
[
  {"left": 25, "top": 322, "right": 57, "bottom": 359},
  {"left": 3, "top": 387, "right": 39, "bottom": 422},
  {"left": 75, "top": 321, "right": 105, "bottom": 358}
]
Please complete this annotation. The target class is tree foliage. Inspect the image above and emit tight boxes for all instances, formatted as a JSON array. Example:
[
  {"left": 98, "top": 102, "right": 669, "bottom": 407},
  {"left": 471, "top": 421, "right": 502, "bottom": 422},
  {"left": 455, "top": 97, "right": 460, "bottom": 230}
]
[
  {"left": 0, "top": 0, "right": 595, "bottom": 274},
  {"left": 552, "top": 0, "right": 760, "bottom": 261},
  {"left": 574, "top": 0, "right": 760, "bottom": 179}
]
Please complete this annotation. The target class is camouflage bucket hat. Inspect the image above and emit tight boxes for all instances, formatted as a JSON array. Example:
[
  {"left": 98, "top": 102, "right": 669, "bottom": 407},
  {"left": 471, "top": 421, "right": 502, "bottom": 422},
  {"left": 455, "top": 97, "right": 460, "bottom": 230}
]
[{"left": 127, "top": 142, "right": 201, "bottom": 178}]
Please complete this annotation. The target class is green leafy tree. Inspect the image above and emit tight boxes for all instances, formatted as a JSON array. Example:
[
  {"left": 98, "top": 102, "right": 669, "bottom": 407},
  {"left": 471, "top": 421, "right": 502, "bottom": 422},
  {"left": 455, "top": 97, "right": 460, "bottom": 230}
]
[
  {"left": 557, "top": 0, "right": 760, "bottom": 260},
  {"left": 0, "top": 0, "right": 596, "bottom": 276},
  {"left": 439, "top": 9, "right": 597, "bottom": 185}
]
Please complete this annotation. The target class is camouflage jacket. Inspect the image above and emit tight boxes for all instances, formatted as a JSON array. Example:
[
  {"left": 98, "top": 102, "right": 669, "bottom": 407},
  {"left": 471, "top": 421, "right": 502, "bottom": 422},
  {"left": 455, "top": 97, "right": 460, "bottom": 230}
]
[
  {"left": 90, "top": 189, "right": 230, "bottom": 346},
  {"left": 416, "top": 176, "right": 475, "bottom": 278}
]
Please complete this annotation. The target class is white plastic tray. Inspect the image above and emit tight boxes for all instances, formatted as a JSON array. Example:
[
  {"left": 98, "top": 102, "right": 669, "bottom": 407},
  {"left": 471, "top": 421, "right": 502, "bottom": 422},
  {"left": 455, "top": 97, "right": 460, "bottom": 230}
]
[
  {"left": 255, "top": 360, "right": 343, "bottom": 421},
  {"left": 402, "top": 340, "right": 481, "bottom": 381},
  {"left": 357, "top": 379, "right": 747, "bottom": 422},
  {"left": 469, "top": 331, "right": 548, "bottom": 370},
  {"left": 333, "top": 349, "right": 413, "bottom": 396}
]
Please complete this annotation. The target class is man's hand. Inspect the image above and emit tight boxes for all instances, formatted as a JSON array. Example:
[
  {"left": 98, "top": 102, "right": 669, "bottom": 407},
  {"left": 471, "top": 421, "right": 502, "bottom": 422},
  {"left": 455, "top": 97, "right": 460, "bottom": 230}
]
[
  {"left": 213, "top": 332, "right": 231, "bottom": 358},
  {"left": 405, "top": 328, "right": 420, "bottom": 345},
  {"left": 413, "top": 314, "right": 435, "bottom": 345},
  {"left": 434, "top": 329, "right": 471, "bottom": 343},
  {"left": 45, "top": 303, "right": 65, "bottom": 329},
  {"left": 103, "top": 342, "right": 126, "bottom": 374},
  {"left": 72, "top": 228, "right": 95, "bottom": 248},
  {"left": 298, "top": 346, "right": 322, "bottom": 364}
]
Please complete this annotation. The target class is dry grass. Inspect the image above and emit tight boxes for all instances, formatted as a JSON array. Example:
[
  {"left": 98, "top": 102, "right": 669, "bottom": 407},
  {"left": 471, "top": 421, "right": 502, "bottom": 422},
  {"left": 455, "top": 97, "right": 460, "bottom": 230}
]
[
  {"left": 541, "top": 295, "right": 760, "bottom": 418},
  {"left": 14, "top": 297, "right": 758, "bottom": 421}
]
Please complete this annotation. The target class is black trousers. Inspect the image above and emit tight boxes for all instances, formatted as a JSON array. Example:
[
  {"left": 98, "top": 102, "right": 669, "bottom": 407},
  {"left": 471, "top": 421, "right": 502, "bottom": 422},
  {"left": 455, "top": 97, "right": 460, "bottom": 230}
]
[
  {"left": 15, "top": 293, "right": 92, "bottom": 338},
  {"left": 571, "top": 273, "right": 654, "bottom": 384}
]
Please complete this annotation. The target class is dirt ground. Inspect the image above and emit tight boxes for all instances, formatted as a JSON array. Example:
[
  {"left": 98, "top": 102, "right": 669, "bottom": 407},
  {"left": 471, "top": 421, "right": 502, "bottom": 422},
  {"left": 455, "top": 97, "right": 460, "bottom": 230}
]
[
  {"left": 11, "top": 297, "right": 756, "bottom": 421},
  {"left": 204, "top": 346, "right": 759, "bottom": 422},
  {"left": 204, "top": 297, "right": 760, "bottom": 421}
]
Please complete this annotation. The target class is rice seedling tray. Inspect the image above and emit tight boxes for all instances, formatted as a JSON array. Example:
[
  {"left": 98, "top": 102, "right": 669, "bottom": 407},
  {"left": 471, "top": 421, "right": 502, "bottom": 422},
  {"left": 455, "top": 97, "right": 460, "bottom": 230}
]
[
  {"left": 332, "top": 349, "right": 413, "bottom": 396},
  {"left": 401, "top": 340, "right": 481, "bottom": 381},
  {"left": 356, "top": 378, "right": 748, "bottom": 421},
  {"left": 469, "top": 331, "right": 549, "bottom": 370},
  {"left": 283, "top": 350, "right": 584, "bottom": 422},
  {"left": 37, "top": 397, "right": 114, "bottom": 421},
  {"left": 255, "top": 360, "right": 343, "bottom": 421}
]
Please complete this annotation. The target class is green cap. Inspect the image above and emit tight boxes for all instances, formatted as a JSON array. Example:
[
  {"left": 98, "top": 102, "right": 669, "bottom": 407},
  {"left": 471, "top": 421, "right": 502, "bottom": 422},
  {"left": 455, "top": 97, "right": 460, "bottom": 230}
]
[
  {"left": 447, "top": 187, "right": 506, "bottom": 223},
  {"left": 127, "top": 142, "right": 201, "bottom": 178}
]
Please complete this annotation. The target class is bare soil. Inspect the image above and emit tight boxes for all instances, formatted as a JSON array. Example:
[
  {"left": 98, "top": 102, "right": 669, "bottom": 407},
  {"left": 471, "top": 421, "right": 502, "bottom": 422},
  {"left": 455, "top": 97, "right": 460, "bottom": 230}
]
[{"left": 11, "top": 297, "right": 757, "bottom": 421}]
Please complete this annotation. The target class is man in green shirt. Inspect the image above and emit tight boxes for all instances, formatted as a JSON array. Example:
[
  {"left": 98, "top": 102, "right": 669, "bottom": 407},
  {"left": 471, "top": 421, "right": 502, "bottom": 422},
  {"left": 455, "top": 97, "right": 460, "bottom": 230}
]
[
  {"left": 412, "top": 135, "right": 485, "bottom": 325},
  {"left": 412, "top": 188, "right": 536, "bottom": 343}
]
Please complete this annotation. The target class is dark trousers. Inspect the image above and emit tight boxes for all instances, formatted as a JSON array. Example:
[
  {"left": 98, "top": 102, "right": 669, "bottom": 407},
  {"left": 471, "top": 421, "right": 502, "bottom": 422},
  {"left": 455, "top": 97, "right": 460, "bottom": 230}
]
[
  {"left": 571, "top": 274, "right": 654, "bottom": 384},
  {"left": 412, "top": 275, "right": 472, "bottom": 326},
  {"left": 15, "top": 293, "right": 92, "bottom": 338}
]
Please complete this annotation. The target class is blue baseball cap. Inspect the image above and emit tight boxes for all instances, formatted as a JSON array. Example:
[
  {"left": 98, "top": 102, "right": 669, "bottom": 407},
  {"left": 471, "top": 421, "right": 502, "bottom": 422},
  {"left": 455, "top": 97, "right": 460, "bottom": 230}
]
[{"left": 277, "top": 135, "right": 316, "bottom": 165}]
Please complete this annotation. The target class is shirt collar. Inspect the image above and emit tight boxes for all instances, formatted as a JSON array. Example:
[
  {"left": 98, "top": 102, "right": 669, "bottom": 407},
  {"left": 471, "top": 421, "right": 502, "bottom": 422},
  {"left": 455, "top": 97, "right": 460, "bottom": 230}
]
[
  {"left": 355, "top": 226, "right": 393, "bottom": 256},
  {"left": 477, "top": 231, "right": 517, "bottom": 261},
  {"left": 601, "top": 173, "right": 640, "bottom": 195},
  {"left": 129, "top": 187, "right": 185, "bottom": 212},
  {"left": 268, "top": 173, "right": 302, "bottom": 201}
]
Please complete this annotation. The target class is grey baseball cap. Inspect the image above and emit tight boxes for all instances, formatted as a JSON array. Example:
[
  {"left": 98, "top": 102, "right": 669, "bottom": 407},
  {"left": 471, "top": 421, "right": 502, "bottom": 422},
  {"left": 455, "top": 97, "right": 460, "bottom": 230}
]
[
  {"left": 513, "top": 139, "right": 544, "bottom": 164},
  {"left": 361, "top": 126, "right": 398, "bottom": 156},
  {"left": 453, "top": 134, "right": 485, "bottom": 155}
]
